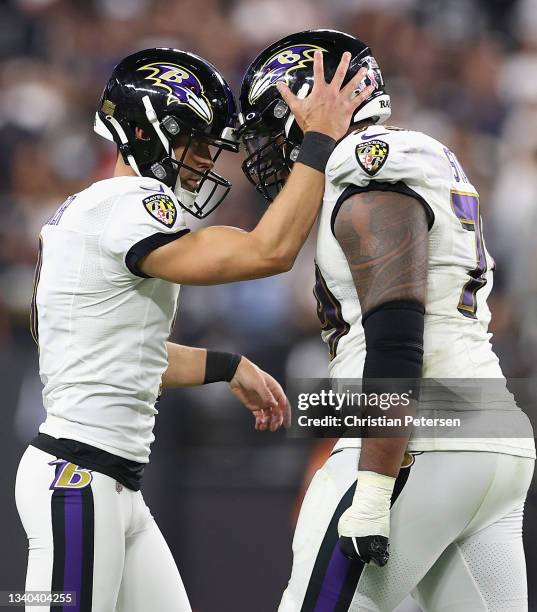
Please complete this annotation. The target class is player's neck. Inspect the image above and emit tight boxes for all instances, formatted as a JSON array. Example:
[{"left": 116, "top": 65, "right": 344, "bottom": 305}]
[
  {"left": 113, "top": 154, "right": 138, "bottom": 178},
  {"left": 345, "top": 119, "right": 375, "bottom": 138}
]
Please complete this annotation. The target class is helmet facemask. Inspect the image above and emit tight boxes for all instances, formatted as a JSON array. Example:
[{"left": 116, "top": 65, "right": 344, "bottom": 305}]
[
  {"left": 171, "top": 133, "right": 233, "bottom": 219},
  {"left": 241, "top": 123, "right": 295, "bottom": 201},
  {"left": 239, "top": 96, "right": 305, "bottom": 202}
]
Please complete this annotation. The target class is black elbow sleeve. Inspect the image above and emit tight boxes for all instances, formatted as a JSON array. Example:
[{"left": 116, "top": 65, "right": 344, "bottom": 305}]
[{"left": 362, "top": 300, "right": 425, "bottom": 396}]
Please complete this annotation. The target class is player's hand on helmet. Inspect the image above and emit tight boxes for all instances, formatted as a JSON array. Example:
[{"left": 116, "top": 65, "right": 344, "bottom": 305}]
[
  {"left": 229, "top": 357, "right": 291, "bottom": 432},
  {"left": 276, "top": 52, "right": 376, "bottom": 141},
  {"left": 337, "top": 471, "right": 395, "bottom": 567}
]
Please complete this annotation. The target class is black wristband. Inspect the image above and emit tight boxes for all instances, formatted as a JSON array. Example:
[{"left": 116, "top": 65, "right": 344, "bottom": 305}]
[
  {"left": 204, "top": 350, "right": 242, "bottom": 384},
  {"left": 295, "top": 131, "right": 337, "bottom": 173}
]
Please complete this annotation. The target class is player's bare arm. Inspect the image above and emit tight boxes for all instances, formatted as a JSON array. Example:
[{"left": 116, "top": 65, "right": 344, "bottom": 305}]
[
  {"left": 140, "top": 56, "right": 373, "bottom": 284},
  {"left": 333, "top": 189, "right": 429, "bottom": 565},
  {"left": 334, "top": 190, "right": 429, "bottom": 320},
  {"left": 161, "top": 342, "right": 207, "bottom": 388},
  {"left": 162, "top": 342, "right": 290, "bottom": 432}
]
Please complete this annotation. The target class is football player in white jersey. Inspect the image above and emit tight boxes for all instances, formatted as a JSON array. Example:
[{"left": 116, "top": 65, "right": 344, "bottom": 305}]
[
  {"left": 239, "top": 30, "right": 536, "bottom": 611},
  {"left": 16, "top": 47, "right": 374, "bottom": 611}
]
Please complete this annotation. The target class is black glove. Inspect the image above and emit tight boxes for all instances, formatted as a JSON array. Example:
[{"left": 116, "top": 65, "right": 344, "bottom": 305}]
[{"left": 339, "top": 534, "right": 389, "bottom": 567}]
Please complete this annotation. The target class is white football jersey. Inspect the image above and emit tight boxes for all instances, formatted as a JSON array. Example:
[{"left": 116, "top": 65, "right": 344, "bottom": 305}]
[
  {"left": 32, "top": 176, "right": 189, "bottom": 462},
  {"left": 316, "top": 125, "right": 535, "bottom": 458}
]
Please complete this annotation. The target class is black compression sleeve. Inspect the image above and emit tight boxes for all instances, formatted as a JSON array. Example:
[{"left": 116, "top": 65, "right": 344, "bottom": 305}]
[{"left": 362, "top": 300, "right": 425, "bottom": 396}]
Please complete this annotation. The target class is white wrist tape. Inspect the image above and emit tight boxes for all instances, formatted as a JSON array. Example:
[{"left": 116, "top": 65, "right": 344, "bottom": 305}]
[{"left": 338, "top": 471, "right": 396, "bottom": 538}]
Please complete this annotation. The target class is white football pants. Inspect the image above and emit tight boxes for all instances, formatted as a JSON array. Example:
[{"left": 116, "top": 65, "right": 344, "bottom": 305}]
[
  {"left": 280, "top": 449, "right": 534, "bottom": 612},
  {"left": 15, "top": 445, "right": 191, "bottom": 612}
]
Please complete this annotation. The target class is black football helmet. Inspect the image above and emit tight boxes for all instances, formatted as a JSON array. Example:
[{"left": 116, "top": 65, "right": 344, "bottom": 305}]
[
  {"left": 94, "top": 48, "right": 239, "bottom": 218},
  {"left": 238, "top": 30, "right": 391, "bottom": 201}
]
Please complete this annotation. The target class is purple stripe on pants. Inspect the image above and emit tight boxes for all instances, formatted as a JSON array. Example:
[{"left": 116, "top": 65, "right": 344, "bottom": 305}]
[
  {"left": 62, "top": 489, "right": 83, "bottom": 612},
  {"left": 313, "top": 541, "right": 351, "bottom": 612}
]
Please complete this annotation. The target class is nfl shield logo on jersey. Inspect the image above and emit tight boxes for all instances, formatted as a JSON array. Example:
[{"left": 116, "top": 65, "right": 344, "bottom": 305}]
[
  {"left": 143, "top": 193, "right": 177, "bottom": 227},
  {"left": 355, "top": 139, "right": 389, "bottom": 176}
]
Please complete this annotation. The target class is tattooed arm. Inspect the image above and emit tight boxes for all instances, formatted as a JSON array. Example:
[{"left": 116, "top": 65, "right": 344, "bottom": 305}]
[{"left": 333, "top": 189, "right": 429, "bottom": 477}]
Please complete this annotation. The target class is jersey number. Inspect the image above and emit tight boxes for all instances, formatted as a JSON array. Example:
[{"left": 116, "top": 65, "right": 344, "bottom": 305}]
[
  {"left": 313, "top": 264, "right": 350, "bottom": 360},
  {"left": 450, "top": 191, "right": 488, "bottom": 319},
  {"left": 30, "top": 195, "right": 77, "bottom": 344}
]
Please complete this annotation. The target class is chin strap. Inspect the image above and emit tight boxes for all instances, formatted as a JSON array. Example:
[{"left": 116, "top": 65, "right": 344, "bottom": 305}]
[
  {"left": 144, "top": 95, "right": 199, "bottom": 210},
  {"left": 284, "top": 83, "right": 310, "bottom": 162},
  {"left": 104, "top": 114, "right": 142, "bottom": 177},
  {"left": 284, "top": 83, "right": 309, "bottom": 138},
  {"left": 142, "top": 95, "right": 175, "bottom": 160},
  {"left": 140, "top": 95, "right": 197, "bottom": 209}
]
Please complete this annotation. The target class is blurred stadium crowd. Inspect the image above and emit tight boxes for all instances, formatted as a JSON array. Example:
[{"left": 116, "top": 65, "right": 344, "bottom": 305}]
[
  {"left": 1, "top": 0, "right": 536, "bottom": 609},
  {"left": 2, "top": 0, "right": 537, "bottom": 379}
]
